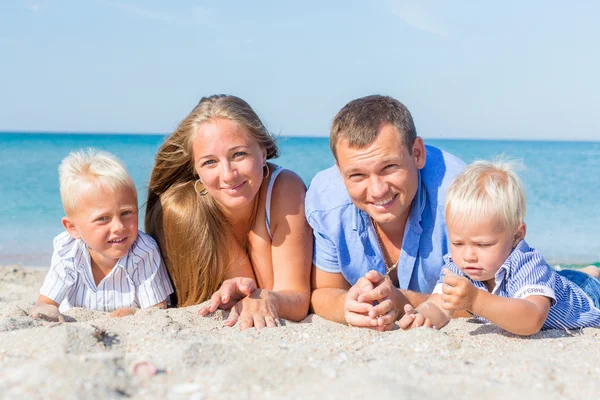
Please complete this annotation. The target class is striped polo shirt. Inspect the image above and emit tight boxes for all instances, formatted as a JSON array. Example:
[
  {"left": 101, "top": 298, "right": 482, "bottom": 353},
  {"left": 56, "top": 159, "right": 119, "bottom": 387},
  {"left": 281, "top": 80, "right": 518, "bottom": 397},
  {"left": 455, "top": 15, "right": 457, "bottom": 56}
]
[
  {"left": 40, "top": 231, "right": 174, "bottom": 312},
  {"left": 434, "top": 240, "right": 600, "bottom": 330}
]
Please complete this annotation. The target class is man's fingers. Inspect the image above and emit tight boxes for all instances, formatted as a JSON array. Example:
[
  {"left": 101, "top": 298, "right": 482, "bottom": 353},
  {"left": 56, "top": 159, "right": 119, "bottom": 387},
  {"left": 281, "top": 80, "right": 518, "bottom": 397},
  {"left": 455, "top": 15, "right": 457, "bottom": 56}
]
[
  {"left": 357, "top": 284, "right": 388, "bottom": 303},
  {"left": 364, "top": 270, "right": 385, "bottom": 285},
  {"left": 368, "top": 299, "right": 392, "bottom": 319},
  {"left": 345, "top": 312, "right": 375, "bottom": 328},
  {"left": 346, "top": 299, "right": 373, "bottom": 314}
]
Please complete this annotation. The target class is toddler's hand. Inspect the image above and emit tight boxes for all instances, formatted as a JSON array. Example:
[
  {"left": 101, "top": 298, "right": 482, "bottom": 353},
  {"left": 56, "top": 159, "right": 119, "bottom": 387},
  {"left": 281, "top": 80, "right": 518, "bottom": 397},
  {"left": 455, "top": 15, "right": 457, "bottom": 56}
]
[
  {"left": 30, "top": 303, "right": 65, "bottom": 323},
  {"left": 440, "top": 268, "right": 479, "bottom": 312}
]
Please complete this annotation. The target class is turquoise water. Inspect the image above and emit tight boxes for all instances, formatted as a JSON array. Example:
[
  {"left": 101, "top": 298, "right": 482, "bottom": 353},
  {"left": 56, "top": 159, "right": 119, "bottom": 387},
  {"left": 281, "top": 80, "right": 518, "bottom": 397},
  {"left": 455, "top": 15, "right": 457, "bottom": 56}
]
[{"left": 1, "top": 132, "right": 599, "bottom": 266}]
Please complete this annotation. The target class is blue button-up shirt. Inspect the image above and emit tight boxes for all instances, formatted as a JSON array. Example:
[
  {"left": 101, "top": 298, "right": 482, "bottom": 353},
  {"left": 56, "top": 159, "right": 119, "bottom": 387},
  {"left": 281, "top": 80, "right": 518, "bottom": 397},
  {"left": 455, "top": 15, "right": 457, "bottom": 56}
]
[{"left": 305, "top": 145, "right": 465, "bottom": 293}]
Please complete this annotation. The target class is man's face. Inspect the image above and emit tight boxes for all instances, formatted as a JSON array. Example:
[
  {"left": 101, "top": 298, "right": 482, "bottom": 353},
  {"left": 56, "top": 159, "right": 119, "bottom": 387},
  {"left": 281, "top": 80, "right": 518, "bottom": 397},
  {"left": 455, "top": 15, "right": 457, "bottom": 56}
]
[{"left": 335, "top": 123, "right": 426, "bottom": 227}]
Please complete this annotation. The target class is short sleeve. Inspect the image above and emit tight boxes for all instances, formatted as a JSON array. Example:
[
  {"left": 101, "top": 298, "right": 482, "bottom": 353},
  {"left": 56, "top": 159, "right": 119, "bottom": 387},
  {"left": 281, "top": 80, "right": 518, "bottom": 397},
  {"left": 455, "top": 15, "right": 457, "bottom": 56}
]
[
  {"left": 307, "top": 211, "right": 341, "bottom": 273},
  {"left": 130, "top": 233, "right": 174, "bottom": 308},
  {"left": 40, "top": 247, "right": 77, "bottom": 304},
  {"left": 507, "top": 250, "right": 556, "bottom": 305}
]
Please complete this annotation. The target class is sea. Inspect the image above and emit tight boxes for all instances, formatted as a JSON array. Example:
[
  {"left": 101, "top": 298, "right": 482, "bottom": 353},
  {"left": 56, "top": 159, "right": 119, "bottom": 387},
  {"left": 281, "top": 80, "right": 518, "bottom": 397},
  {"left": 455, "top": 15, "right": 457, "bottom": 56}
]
[{"left": 1, "top": 132, "right": 599, "bottom": 267}]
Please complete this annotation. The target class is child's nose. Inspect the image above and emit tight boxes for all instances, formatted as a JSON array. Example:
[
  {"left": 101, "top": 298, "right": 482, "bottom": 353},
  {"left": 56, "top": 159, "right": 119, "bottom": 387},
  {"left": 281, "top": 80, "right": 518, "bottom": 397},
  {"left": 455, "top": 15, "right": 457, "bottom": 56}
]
[{"left": 112, "top": 218, "right": 125, "bottom": 232}]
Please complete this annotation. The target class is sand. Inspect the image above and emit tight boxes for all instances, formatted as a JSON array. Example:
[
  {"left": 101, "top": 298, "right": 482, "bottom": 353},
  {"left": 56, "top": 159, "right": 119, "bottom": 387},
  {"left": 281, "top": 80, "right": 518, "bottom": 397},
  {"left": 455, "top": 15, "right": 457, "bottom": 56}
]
[{"left": 0, "top": 265, "right": 598, "bottom": 400}]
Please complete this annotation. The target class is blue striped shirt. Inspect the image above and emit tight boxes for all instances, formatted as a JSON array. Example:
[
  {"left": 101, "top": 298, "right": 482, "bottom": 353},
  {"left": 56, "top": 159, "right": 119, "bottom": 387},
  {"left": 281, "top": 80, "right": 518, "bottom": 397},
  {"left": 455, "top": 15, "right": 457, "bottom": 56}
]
[
  {"left": 40, "top": 231, "right": 174, "bottom": 312},
  {"left": 434, "top": 240, "right": 600, "bottom": 329}
]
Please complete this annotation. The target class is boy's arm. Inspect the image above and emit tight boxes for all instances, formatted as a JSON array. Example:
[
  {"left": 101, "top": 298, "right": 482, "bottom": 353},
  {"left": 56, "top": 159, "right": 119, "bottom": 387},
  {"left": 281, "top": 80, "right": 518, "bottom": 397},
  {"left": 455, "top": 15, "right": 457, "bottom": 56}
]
[
  {"left": 398, "top": 293, "right": 453, "bottom": 329},
  {"left": 460, "top": 291, "right": 551, "bottom": 336},
  {"left": 30, "top": 295, "right": 64, "bottom": 322},
  {"left": 442, "top": 272, "right": 552, "bottom": 336}
]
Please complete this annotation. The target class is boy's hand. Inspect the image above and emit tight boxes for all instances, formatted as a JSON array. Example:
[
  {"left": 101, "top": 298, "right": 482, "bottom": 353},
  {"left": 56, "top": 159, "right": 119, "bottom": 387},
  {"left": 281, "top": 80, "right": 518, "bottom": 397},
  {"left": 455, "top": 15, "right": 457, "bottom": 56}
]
[
  {"left": 440, "top": 268, "right": 479, "bottom": 312},
  {"left": 398, "top": 303, "right": 438, "bottom": 330},
  {"left": 109, "top": 307, "right": 138, "bottom": 318},
  {"left": 30, "top": 303, "right": 65, "bottom": 323}
]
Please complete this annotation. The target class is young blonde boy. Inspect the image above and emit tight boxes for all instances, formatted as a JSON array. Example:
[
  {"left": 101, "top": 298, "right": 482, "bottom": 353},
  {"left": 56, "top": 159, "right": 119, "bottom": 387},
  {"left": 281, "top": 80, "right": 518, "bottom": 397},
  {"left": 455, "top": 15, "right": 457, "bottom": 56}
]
[
  {"left": 30, "top": 149, "right": 173, "bottom": 321},
  {"left": 399, "top": 159, "right": 600, "bottom": 335}
]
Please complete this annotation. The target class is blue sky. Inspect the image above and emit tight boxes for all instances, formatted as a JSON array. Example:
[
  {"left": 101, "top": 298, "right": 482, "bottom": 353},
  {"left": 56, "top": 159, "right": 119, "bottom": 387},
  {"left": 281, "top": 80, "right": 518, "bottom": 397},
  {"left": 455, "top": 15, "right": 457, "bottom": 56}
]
[{"left": 1, "top": 0, "right": 599, "bottom": 140}]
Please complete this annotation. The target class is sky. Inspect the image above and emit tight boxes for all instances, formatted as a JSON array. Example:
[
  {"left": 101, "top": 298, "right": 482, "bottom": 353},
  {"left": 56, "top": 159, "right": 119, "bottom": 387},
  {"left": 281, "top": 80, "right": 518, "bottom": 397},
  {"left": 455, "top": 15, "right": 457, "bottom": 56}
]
[{"left": 1, "top": 0, "right": 599, "bottom": 140}]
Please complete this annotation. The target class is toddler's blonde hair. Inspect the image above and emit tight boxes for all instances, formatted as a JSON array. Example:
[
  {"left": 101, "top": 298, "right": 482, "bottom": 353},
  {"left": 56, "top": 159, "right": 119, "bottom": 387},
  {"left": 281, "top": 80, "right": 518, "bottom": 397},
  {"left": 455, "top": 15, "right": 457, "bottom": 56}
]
[
  {"left": 59, "top": 148, "right": 137, "bottom": 214},
  {"left": 445, "top": 157, "right": 526, "bottom": 231}
]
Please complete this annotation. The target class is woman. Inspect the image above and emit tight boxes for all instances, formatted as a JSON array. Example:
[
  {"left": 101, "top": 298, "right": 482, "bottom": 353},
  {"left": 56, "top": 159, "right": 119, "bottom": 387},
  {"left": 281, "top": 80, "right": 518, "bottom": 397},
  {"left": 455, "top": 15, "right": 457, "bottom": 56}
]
[{"left": 145, "top": 95, "right": 312, "bottom": 330}]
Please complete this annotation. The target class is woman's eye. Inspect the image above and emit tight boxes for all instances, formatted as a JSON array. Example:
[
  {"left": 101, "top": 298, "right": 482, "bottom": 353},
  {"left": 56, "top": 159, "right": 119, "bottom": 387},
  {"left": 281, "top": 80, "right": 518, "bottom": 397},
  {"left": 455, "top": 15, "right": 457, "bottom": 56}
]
[
  {"left": 233, "top": 151, "right": 247, "bottom": 158},
  {"left": 202, "top": 159, "right": 216, "bottom": 167}
]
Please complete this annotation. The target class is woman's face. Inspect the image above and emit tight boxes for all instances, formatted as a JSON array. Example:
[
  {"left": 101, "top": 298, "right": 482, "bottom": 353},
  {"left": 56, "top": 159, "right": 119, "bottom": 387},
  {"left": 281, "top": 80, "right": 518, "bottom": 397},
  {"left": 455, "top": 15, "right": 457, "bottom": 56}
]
[{"left": 192, "top": 118, "right": 266, "bottom": 212}]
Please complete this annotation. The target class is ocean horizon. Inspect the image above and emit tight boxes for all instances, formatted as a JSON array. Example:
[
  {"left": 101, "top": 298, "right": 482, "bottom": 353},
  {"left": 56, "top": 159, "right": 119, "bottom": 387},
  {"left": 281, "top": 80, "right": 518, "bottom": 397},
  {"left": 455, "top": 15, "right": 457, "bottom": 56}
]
[{"left": 1, "top": 132, "right": 599, "bottom": 267}]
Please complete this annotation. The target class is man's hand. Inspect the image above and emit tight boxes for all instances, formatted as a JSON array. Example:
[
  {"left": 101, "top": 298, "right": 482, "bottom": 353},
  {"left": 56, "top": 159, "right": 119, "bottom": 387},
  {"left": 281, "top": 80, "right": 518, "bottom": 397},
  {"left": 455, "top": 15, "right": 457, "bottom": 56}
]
[
  {"left": 198, "top": 277, "right": 257, "bottom": 316},
  {"left": 440, "top": 268, "right": 479, "bottom": 312},
  {"left": 343, "top": 276, "right": 376, "bottom": 328},
  {"left": 30, "top": 303, "right": 65, "bottom": 323},
  {"left": 357, "top": 270, "right": 401, "bottom": 331}
]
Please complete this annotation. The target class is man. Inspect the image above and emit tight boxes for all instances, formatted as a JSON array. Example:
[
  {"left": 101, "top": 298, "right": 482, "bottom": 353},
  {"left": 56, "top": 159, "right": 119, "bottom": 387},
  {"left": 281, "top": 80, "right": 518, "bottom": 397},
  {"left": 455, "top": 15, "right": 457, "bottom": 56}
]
[{"left": 306, "top": 95, "right": 465, "bottom": 330}]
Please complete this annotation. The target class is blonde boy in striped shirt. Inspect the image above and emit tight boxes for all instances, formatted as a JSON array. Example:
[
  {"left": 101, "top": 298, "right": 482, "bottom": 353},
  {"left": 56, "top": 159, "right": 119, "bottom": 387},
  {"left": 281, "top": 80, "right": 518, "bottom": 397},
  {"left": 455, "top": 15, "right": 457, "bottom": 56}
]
[
  {"left": 399, "top": 159, "right": 600, "bottom": 335},
  {"left": 30, "top": 149, "right": 173, "bottom": 321}
]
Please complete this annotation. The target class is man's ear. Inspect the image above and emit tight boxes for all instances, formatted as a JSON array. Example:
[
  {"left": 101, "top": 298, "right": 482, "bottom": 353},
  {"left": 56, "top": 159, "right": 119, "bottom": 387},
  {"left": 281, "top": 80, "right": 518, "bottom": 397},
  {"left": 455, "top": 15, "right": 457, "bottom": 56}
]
[
  {"left": 61, "top": 217, "right": 81, "bottom": 239},
  {"left": 513, "top": 223, "right": 526, "bottom": 246},
  {"left": 412, "top": 137, "right": 426, "bottom": 169}
]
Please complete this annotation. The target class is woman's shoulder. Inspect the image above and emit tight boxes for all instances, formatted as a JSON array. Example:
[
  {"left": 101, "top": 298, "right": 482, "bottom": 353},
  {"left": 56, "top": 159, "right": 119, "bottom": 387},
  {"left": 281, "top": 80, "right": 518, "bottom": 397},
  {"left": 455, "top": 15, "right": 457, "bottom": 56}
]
[{"left": 270, "top": 166, "right": 306, "bottom": 200}]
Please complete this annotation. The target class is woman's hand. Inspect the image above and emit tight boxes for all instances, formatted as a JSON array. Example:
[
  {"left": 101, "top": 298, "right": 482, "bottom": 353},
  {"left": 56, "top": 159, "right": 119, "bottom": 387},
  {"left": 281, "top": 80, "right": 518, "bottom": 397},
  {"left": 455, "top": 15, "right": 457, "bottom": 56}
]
[
  {"left": 198, "top": 277, "right": 257, "bottom": 316},
  {"left": 224, "top": 289, "right": 280, "bottom": 331}
]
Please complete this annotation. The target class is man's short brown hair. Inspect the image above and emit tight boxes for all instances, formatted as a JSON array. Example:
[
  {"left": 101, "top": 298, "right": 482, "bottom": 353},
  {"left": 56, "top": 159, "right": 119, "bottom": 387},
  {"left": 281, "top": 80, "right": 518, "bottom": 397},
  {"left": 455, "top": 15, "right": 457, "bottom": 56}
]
[{"left": 330, "top": 95, "right": 417, "bottom": 159}]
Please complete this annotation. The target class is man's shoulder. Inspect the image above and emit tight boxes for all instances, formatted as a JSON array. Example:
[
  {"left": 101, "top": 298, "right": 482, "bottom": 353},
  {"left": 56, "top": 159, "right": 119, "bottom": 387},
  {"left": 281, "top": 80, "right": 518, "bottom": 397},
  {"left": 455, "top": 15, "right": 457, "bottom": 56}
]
[
  {"left": 422, "top": 145, "right": 465, "bottom": 183},
  {"left": 305, "top": 165, "right": 353, "bottom": 214}
]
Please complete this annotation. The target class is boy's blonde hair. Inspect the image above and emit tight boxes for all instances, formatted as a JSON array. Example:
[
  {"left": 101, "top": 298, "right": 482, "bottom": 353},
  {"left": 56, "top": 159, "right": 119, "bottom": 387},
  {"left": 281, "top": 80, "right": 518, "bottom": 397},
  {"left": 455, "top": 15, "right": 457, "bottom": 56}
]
[
  {"left": 59, "top": 149, "right": 137, "bottom": 214},
  {"left": 445, "top": 157, "right": 526, "bottom": 231}
]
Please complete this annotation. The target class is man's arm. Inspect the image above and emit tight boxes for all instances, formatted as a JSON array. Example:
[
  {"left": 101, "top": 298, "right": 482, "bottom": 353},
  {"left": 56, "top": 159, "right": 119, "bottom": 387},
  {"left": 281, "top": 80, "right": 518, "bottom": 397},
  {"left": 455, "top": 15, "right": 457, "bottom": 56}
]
[{"left": 310, "top": 265, "right": 351, "bottom": 324}]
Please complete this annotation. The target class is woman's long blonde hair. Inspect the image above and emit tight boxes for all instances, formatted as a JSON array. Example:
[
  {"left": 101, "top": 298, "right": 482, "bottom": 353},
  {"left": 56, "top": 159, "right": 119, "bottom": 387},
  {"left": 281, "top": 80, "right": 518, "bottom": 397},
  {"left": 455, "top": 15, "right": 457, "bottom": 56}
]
[{"left": 145, "top": 95, "right": 279, "bottom": 306}]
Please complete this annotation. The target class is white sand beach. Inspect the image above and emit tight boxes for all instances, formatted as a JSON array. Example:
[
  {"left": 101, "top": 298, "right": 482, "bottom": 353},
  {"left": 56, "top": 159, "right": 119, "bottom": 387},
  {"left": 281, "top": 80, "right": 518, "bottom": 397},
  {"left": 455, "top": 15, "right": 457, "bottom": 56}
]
[{"left": 1, "top": 265, "right": 598, "bottom": 400}]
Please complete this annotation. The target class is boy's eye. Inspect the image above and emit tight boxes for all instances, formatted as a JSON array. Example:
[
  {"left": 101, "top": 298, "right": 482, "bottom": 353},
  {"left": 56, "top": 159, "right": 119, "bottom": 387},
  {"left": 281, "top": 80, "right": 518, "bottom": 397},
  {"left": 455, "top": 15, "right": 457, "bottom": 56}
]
[
  {"left": 451, "top": 242, "right": 463, "bottom": 247},
  {"left": 478, "top": 243, "right": 493, "bottom": 248},
  {"left": 95, "top": 216, "right": 109, "bottom": 222}
]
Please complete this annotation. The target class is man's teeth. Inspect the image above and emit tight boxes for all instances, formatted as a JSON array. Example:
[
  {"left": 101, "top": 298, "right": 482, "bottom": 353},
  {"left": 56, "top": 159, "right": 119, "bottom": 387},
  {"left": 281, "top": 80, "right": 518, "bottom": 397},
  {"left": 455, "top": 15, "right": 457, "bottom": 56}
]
[{"left": 374, "top": 196, "right": 394, "bottom": 206}]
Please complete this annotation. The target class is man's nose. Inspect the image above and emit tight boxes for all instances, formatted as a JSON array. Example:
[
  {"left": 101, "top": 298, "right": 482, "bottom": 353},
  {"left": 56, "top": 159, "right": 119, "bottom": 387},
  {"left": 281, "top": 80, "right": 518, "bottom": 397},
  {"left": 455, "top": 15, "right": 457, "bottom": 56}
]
[{"left": 368, "top": 175, "right": 389, "bottom": 199}]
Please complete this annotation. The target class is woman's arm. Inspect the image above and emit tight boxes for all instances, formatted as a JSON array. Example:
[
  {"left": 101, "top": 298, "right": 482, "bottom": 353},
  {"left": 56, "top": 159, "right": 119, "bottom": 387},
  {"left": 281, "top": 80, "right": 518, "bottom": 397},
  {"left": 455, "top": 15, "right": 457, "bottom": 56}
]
[{"left": 266, "top": 170, "right": 313, "bottom": 321}]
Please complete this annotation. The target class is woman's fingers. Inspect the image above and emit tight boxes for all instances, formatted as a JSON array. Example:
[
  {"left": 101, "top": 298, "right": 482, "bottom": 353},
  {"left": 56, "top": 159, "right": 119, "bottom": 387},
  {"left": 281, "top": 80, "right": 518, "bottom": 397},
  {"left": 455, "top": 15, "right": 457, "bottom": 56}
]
[{"left": 224, "top": 307, "right": 239, "bottom": 327}]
